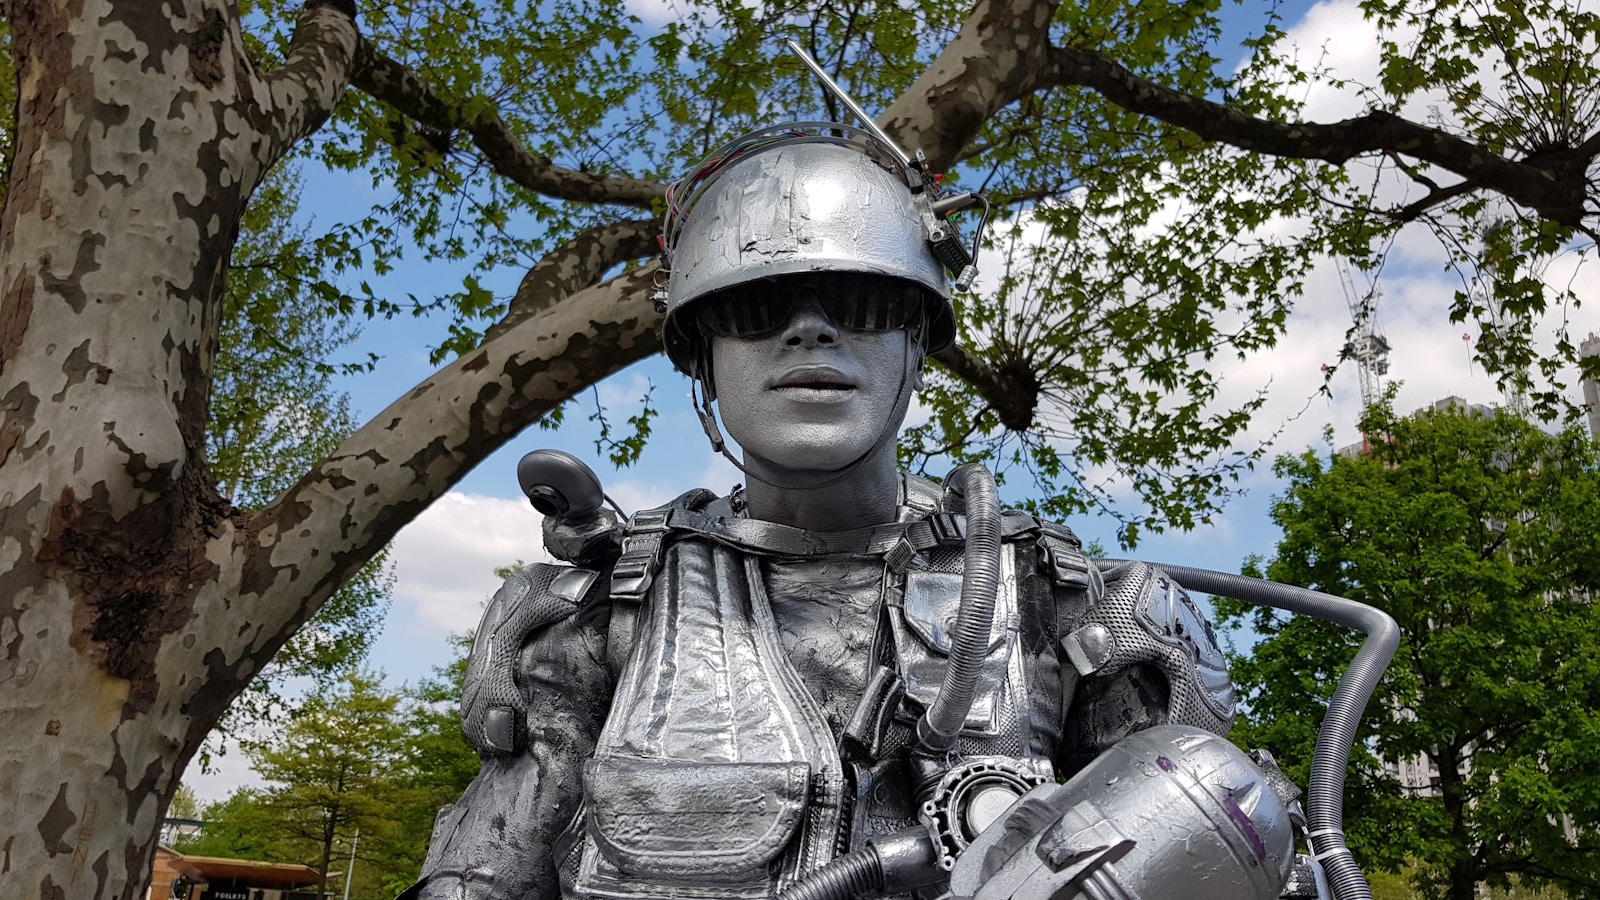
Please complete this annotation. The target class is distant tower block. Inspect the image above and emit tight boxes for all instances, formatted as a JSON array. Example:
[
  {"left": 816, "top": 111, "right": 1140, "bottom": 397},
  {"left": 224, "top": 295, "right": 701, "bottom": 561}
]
[{"left": 1582, "top": 332, "right": 1600, "bottom": 441}]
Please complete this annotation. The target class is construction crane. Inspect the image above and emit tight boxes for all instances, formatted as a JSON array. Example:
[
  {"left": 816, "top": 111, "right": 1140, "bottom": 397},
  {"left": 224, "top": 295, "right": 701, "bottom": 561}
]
[{"left": 1338, "top": 258, "right": 1391, "bottom": 410}]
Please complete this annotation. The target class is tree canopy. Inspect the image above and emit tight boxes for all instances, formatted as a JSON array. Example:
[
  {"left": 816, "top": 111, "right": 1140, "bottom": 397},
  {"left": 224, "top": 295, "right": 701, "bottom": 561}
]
[
  {"left": 249, "top": 0, "right": 1600, "bottom": 538},
  {"left": 1215, "top": 403, "right": 1600, "bottom": 900},
  {"left": 2, "top": 0, "right": 1598, "bottom": 897}
]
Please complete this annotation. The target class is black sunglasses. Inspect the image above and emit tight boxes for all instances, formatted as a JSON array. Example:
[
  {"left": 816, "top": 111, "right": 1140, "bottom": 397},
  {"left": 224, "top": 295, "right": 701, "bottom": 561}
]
[{"left": 694, "top": 274, "right": 927, "bottom": 340}]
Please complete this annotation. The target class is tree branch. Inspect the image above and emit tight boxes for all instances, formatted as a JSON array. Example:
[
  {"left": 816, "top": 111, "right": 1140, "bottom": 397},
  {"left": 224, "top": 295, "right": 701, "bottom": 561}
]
[
  {"left": 1043, "top": 43, "right": 1590, "bottom": 226},
  {"left": 932, "top": 340, "right": 1038, "bottom": 432},
  {"left": 350, "top": 40, "right": 666, "bottom": 208},
  {"left": 259, "top": 0, "right": 360, "bottom": 164},
  {"left": 485, "top": 217, "right": 659, "bottom": 343},
  {"left": 1392, "top": 181, "right": 1481, "bottom": 222},
  {"left": 225, "top": 265, "right": 664, "bottom": 655},
  {"left": 879, "top": 0, "right": 1062, "bottom": 171}
]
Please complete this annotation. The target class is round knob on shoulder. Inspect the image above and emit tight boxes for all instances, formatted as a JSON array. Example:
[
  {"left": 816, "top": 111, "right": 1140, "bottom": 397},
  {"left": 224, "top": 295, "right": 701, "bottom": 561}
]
[{"left": 517, "top": 449, "right": 604, "bottom": 520}]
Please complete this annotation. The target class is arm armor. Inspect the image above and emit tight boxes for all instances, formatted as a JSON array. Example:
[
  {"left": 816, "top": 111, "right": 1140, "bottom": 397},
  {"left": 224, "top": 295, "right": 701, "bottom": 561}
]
[
  {"left": 1056, "top": 560, "right": 1235, "bottom": 766},
  {"left": 461, "top": 563, "right": 603, "bottom": 755}
]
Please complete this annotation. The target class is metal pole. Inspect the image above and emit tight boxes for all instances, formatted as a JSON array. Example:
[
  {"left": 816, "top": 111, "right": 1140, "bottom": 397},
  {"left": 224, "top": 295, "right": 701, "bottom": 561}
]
[
  {"left": 782, "top": 39, "right": 912, "bottom": 169},
  {"left": 341, "top": 828, "right": 360, "bottom": 900}
]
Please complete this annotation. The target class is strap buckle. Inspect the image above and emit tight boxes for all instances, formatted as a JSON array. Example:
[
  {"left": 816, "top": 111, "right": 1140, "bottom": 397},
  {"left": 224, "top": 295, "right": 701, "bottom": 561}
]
[
  {"left": 611, "top": 509, "right": 674, "bottom": 599},
  {"left": 928, "top": 512, "right": 966, "bottom": 546}
]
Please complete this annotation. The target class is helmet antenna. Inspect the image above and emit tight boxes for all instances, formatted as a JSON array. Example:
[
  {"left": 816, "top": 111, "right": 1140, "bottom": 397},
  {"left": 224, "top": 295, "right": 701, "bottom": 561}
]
[
  {"left": 783, "top": 39, "right": 984, "bottom": 292},
  {"left": 784, "top": 40, "right": 912, "bottom": 170}
]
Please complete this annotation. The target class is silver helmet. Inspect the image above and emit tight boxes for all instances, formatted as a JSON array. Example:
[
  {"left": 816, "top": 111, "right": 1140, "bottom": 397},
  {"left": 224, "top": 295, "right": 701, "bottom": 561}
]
[{"left": 658, "top": 124, "right": 959, "bottom": 377}]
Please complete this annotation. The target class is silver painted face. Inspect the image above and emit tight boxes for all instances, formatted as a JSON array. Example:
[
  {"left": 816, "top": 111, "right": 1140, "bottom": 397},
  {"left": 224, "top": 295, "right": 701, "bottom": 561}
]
[{"left": 711, "top": 286, "right": 919, "bottom": 476}]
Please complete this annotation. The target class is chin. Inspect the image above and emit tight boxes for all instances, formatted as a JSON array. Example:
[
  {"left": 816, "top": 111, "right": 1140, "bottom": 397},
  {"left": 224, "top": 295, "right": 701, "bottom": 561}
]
[{"left": 747, "top": 439, "right": 878, "bottom": 476}]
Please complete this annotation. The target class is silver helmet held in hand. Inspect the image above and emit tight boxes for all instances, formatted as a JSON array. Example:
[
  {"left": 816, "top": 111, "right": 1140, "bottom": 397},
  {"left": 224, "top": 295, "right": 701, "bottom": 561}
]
[{"left": 656, "top": 124, "right": 963, "bottom": 377}]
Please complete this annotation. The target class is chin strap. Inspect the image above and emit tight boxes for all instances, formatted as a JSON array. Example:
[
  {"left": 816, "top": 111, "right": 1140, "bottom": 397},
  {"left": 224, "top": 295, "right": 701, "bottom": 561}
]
[{"left": 692, "top": 334, "right": 922, "bottom": 497}]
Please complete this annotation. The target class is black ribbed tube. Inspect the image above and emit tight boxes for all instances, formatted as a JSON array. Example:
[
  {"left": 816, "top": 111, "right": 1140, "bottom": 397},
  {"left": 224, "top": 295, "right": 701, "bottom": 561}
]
[
  {"left": 776, "top": 846, "right": 884, "bottom": 900},
  {"left": 1100, "top": 561, "right": 1400, "bottom": 900}
]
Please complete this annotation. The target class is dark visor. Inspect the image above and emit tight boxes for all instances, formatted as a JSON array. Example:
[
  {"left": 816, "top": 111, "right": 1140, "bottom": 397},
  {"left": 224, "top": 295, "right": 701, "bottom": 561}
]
[{"left": 695, "top": 274, "right": 925, "bottom": 340}]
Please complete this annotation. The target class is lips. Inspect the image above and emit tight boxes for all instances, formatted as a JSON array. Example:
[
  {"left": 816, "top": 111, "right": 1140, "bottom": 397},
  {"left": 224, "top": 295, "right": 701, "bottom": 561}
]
[{"left": 771, "top": 365, "right": 856, "bottom": 391}]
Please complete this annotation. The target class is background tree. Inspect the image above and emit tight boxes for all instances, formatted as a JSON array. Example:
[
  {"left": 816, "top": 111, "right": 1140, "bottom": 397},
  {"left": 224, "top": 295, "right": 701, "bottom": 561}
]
[
  {"left": 3, "top": 0, "right": 1599, "bottom": 897},
  {"left": 177, "top": 789, "right": 298, "bottom": 868},
  {"left": 379, "top": 631, "right": 479, "bottom": 897},
  {"left": 184, "top": 671, "right": 417, "bottom": 899},
  {"left": 177, "top": 647, "right": 477, "bottom": 899},
  {"left": 1215, "top": 404, "right": 1600, "bottom": 900}
]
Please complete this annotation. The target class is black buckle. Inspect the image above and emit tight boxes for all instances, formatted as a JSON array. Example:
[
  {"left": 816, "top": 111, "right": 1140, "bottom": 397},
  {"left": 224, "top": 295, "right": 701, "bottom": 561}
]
[
  {"left": 928, "top": 513, "right": 966, "bottom": 546},
  {"left": 627, "top": 508, "right": 671, "bottom": 532},
  {"left": 1045, "top": 544, "right": 1091, "bottom": 587}
]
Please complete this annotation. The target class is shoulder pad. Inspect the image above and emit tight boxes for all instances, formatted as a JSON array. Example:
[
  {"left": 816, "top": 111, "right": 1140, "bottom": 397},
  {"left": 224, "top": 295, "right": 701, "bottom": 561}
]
[
  {"left": 901, "top": 472, "right": 944, "bottom": 517},
  {"left": 460, "top": 563, "right": 602, "bottom": 755},
  {"left": 667, "top": 487, "right": 719, "bottom": 512},
  {"left": 1061, "top": 562, "right": 1234, "bottom": 733}
]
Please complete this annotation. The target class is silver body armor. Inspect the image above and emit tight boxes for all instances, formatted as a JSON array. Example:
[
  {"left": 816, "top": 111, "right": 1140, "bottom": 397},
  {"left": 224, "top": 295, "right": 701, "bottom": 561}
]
[{"left": 407, "top": 475, "right": 1293, "bottom": 900}]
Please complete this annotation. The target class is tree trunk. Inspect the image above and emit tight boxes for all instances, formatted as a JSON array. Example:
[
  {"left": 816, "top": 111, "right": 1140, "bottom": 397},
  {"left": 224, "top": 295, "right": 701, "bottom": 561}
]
[
  {"left": 1434, "top": 745, "right": 1478, "bottom": 900},
  {"left": 318, "top": 814, "right": 336, "bottom": 900},
  {"left": 0, "top": 1, "right": 355, "bottom": 898}
]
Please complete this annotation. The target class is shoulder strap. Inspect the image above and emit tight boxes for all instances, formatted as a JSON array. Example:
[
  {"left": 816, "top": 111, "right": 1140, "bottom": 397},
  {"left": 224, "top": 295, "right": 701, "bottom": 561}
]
[
  {"left": 605, "top": 488, "right": 719, "bottom": 678},
  {"left": 1034, "top": 519, "right": 1094, "bottom": 588},
  {"left": 603, "top": 486, "right": 1048, "bottom": 676}
]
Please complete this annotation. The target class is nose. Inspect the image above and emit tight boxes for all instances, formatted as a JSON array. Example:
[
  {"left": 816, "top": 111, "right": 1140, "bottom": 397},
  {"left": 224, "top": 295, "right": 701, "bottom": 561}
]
[{"left": 781, "top": 292, "right": 838, "bottom": 347}]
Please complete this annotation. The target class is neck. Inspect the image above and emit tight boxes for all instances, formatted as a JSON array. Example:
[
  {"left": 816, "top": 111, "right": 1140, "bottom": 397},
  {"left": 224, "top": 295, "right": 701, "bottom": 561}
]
[{"left": 740, "top": 450, "right": 901, "bottom": 532}]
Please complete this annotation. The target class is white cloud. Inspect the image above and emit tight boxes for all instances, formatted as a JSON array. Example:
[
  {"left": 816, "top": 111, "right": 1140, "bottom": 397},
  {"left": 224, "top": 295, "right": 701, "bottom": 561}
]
[
  {"left": 596, "top": 372, "right": 657, "bottom": 412},
  {"left": 626, "top": 0, "right": 679, "bottom": 27},
  {"left": 382, "top": 441, "right": 743, "bottom": 650},
  {"left": 389, "top": 492, "right": 551, "bottom": 635},
  {"left": 1271, "top": 0, "right": 1388, "bottom": 121},
  {"left": 694, "top": 451, "right": 745, "bottom": 495},
  {"left": 184, "top": 735, "right": 263, "bottom": 806}
]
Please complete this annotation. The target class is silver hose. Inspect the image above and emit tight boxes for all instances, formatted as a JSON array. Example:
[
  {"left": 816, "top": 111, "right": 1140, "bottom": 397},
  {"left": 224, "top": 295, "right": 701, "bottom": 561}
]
[
  {"left": 1099, "top": 561, "right": 1401, "bottom": 900},
  {"left": 917, "top": 463, "right": 1002, "bottom": 753},
  {"left": 782, "top": 468, "right": 1001, "bottom": 900}
]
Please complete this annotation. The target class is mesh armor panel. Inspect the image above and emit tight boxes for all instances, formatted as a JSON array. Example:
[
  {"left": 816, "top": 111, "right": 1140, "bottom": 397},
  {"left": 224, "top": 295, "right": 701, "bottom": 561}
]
[
  {"left": 1067, "top": 562, "right": 1234, "bottom": 739},
  {"left": 922, "top": 544, "right": 965, "bottom": 574},
  {"left": 461, "top": 563, "right": 579, "bottom": 754}
]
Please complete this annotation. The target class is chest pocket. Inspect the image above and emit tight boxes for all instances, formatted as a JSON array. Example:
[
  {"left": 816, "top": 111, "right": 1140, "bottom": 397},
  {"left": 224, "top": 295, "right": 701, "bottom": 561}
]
[
  {"left": 889, "top": 562, "right": 1018, "bottom": 738},
  {"left": 580, "top": 758, "right": 810, "bottom": 898}
]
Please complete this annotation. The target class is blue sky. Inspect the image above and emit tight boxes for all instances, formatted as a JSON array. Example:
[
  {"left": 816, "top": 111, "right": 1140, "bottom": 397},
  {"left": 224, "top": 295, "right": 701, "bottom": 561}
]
[{"left": 184, "top": 0, "right": 1600, "bottom": 801}]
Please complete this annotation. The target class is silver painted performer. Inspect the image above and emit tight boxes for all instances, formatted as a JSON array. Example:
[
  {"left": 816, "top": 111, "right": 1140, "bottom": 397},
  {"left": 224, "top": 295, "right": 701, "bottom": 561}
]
[{"left": 401, "top": 50, "right": 1380, "bottom": 900}]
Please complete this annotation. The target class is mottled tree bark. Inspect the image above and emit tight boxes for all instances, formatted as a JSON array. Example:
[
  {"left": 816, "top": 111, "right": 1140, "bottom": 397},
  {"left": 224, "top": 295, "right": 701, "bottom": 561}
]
[{"left": 0, "top": 1, "right": 356, "bottom": 897}]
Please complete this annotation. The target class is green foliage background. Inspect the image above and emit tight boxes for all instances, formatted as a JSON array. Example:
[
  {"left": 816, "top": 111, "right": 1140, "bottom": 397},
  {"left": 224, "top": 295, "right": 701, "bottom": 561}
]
[
  {"left": 199, "top": 166, "right": 395, "bottom": 759},
  {"left": 229, "top": 0, "right": 1600, "bottom": 543},
  {"left": 180, "top": 654, "right": 478, "bottom": 899},
  {"left": 1216, "top": 403, "right": 1600, "bottom": 900}
]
